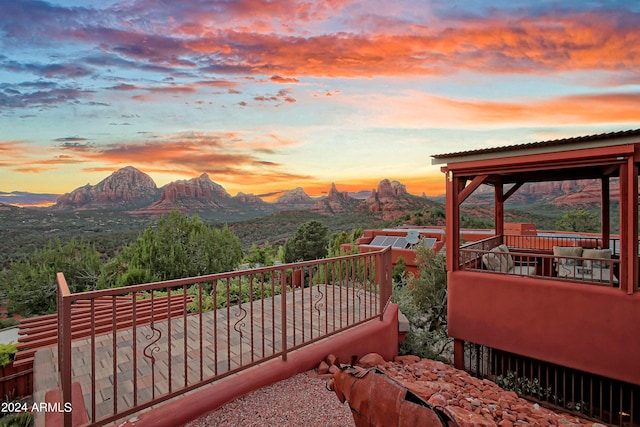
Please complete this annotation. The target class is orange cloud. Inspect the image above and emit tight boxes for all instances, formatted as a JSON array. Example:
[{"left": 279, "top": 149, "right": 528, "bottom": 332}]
[
  {"left": 451, "top": 93, "right": 640, "bottom": 125},
  {"left": 362, "top": 90, "right": 640, "bottom": 130},
  {"left": 56, "top": 131, "right": 313, "bottom": 186},
  {"left": 181, "top": 11, "right": 640, "bottom": 78}
]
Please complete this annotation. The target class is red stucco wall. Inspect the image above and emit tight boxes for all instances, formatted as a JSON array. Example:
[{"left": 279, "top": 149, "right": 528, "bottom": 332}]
[{"left": 448, "top": 271, "right": 640, "bottom": 386}]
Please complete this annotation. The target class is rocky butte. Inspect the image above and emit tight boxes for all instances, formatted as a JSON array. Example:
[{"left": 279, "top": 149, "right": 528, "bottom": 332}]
[
  {"left": 365, "top": 179, "right": 435, "bottom": 221},
  {"left": 311, "top": 183, "right": 362, "bottom": 215},
  {"left": 134, "top": 173, "right": 275, "bottom": 216},
  {"left": 273, "top": 187, "right": 315, "bottom": 210},
  {"left": 53, "top": 166, "right": 159, "bottom": 209}
]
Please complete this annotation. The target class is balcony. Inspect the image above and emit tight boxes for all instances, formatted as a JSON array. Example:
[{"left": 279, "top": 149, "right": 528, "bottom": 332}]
[
  {"left": 433, "top": 131, "right": 640, "bottom": 400},
  {"left": 459, "top": 234, "right": 620, "bottom": 287},
  {"left": 37, "top": 248, "right": 394, "bottom": 426}
]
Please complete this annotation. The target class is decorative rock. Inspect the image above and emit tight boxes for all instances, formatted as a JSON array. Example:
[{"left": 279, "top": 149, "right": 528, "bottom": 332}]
[
  {"left": 356, "top": 353, "right": 385, "bottom": 368},
  {"left": 394, "top": 355, "right": 420, "bottom": 365},
  {"left": 444, "top": 405, "right": 497, "bottom": 426},
  {"left": 427, "top": 393, "right": 448, "bottom": 407},
  {"left": 317, "top": 361, "right": 330, "bottom": 375},
  {"left": 325, "top": 354, "right": 338, "bottom": 366},
  {"left": 338, "top": 355, "right": 596, "bottom": 427}
]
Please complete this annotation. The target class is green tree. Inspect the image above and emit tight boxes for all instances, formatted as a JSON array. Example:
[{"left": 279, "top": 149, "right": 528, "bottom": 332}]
[
  {"left": 327, "top": 227, "right": 362, "bottom": 257},
  {"left": 392, "top": 241, "right": 449, "bottom": 359},
  {"left": 555, "top": 209, "right": 600, "bottom": 233},
  {"left": 244, "top": 241, "right": 278, "bottom": 267},
  {"left": 284, "top": 220, "right": 329, "bottom": 262},
  {"left": 1, "top": 238, "right": 101, "bottom": 316},
  {"left": 97, "top": 210, "right": 243, "bottom": 288},
  {"left": 392, "top": 256, "right": 407, "bottom": 283}
]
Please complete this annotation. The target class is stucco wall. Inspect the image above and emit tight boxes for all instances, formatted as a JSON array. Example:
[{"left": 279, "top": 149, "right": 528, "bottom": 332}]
[{"left": 448, "top": 271, "right": 640, "bottom": 386}]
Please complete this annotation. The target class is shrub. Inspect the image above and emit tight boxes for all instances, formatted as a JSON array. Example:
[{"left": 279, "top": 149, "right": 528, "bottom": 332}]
[
  {"left": 392, "top": 241, "right": 450, "bottom": 360},
  {"left": 1, "top": 239, "right": 101, "bottom": 316},
  {"left": 0, "top": 343, "right": 17, "bottom": 367}
]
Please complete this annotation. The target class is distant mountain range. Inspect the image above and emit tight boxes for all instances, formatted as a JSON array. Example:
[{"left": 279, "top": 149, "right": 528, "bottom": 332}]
[
  {"left": 12, "top": 166, "right": 434, "bottom": 220},
  {"left": 2, "top": 166, "right": 612, "bottom": 221},
  {"left": 0, "top": 191, "right": 60, "bottom": 207}
]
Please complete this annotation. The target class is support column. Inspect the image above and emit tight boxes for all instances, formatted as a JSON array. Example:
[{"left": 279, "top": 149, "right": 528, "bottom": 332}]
[
  {"left": 445, "top": 171, "right": 461, "bottom": 272},
  {"left": 495, "top": 177, "right": 504, "bottom": 238},
  {"left": 453, "top": 339, "right": 465, "bottom": 370},
  {"left": 601, "top": 176, "right": 610, "bottom": 249},
  {"left": 619, "top": 159, "right": 638, "bottom": 294}
]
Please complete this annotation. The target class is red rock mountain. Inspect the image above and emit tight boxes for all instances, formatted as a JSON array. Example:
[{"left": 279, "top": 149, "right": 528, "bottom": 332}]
[
  {"left": 53, "top": 166, "right": 159, "bottom": 209},
  {"left": 274, "top": 187, "right": 315, "bottom": 210},
  {"left": 135, "top": 174, "right": 274, "bottom": 216},
  {"left": 311, "top": 183, "right": 362, "bottom": 214},
  {"left": 365, "top": 179, "right": 433, "bottom": 220},
  {"left": 466, "top": 179, "right": 621, "bottom": 206},
  {"left": 49, "top": 167, "right": 436, "bottom": 219}
]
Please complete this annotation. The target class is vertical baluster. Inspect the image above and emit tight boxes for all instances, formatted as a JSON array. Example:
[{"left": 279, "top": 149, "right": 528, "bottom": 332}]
[
  {"left": 91, "top": 298, "right": 96, "bottom": 421},
  {"left": 112, "top": 295, "right": 118, "bottom": 415},
  {"left": 167, "top": 287, "right": 172, "bottom": 393},
  {"left": 260, "top": 275, "right": 265, "bottom": 358},
  {"left": 226, "top": 277, "right": 231, "bottom": 371},
  {"left": 280, "top": 267, "right": 287, "bottom": 360},
  {"left": 183, "top": 284, "right": 187, "bottom": 387},
  {"left": 198, "top": 283, "right": 203, "bottom": 382},
  {"left": 249, "top": 273, "right": 254, "bottom": 363},
  {"left": 132, "top": 292, "right": 137, "bottom": 408},
  {"left": 213, "top": 280, "right": 218, "bottom": 376}
]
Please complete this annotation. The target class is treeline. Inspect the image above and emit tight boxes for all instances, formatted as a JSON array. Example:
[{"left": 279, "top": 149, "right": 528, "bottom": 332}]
[{"left": 0, "top": 211, "right": 361, "bottom": 318}]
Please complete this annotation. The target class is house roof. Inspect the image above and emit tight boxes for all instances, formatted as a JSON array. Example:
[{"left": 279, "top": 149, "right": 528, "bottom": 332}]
[{"left": 431, "top": 129, "right": 640, "bottom": 165}]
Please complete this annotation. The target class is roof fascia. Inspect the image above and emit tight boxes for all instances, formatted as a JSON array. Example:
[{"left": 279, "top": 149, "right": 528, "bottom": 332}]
[
  {"left": 440, "top": 144, "right": 635, "bottom": 176},
  {"left": 432, "top": 136, "right": 640, "bottom": 166}
]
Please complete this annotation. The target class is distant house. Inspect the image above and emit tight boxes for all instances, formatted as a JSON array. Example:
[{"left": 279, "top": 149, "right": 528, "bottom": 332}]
[
  {"left": 433, "top": 129, "right": 640, "bottom": 425},
  {"left": 346, "top": 227, "right": 445, "bottom": 277},
  {"left": 347, "top": 226, "right": 506, "bottom": 277}
]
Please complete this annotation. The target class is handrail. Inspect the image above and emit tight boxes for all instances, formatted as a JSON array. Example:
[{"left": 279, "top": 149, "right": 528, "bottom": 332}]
[
  {"left": 56, "top": 247, "right": 393, "bottom": 426},
  {"left": 460, "top": 246, "right": 620, "bottom": 287}
]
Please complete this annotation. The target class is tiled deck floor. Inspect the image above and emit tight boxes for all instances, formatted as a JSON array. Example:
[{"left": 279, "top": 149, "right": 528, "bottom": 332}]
[{"left": 34, "top": 285, "right": 379, "bottom": 425}]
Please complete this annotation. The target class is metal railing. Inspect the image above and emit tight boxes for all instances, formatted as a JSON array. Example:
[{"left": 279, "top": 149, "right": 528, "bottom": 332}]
[
  {"left": 459, "top": 235, "right": 502, "bottom": 267},
  {"left": 463, "top": 342, "right": 640, "bottom": 426},
  {"left": 503, "top": 234, "right": 606, "bottom": 251},
  {"left": 56, "top": 247, "right": 392, "bottom": 426},
  {"left": 460, "top": 243, "right": 620, "bottom": 287}
]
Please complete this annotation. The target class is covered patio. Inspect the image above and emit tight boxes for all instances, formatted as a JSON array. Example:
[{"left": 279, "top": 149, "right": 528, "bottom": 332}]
[{"left": 433, "top": 129, "right": 640, "bottom": 424}]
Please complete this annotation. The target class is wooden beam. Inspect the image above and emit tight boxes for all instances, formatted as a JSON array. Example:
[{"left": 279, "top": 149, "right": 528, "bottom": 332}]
[
  {"left": 495, "top": 177, "right": 504, "bottom": 237},
  {"left": 619, "top": 159, "right": 639, "bottom": 294},
  {"left": 503, "top": 181, "right": 524, "bottom": 202},
  {"left": 445, "top": 171, "right": 460, "bottom": 272},
  {"left": 458, "top": 174, "right": 489, "bottom": 204},
  {"left": 601, "top": 176, "right": 610, "bottom": 250}
]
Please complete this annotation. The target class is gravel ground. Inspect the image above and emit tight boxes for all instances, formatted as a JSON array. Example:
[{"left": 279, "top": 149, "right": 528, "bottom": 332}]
[{"left": 184, "top": 370, "right": 353, "bottom": 427}]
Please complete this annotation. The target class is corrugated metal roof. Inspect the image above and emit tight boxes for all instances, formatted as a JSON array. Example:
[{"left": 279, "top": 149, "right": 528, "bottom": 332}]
[{"left": 432, "top": 128, "right": 640, "bottom": 160}]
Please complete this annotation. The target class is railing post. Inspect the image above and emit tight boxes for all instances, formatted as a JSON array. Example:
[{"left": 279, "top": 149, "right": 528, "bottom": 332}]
[
  {"left": 280, "top": 267, "right": 288, "bottom": 361},
  {"left": 377, "top": 247, "right": 392, "bottom": 320},
  {"left": 57, "top": 272, "right": 73, "bottom": 427}
]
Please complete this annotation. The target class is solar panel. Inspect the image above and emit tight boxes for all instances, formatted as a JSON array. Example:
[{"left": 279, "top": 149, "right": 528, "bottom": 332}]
[
  {"left": 369, "top": 236, "right": 387, "bottom": 246},
  {"left": 382, "top": 236, "right": 397, "bottom": 246},
  {"left": 392, "top": 237, "right": 409, "bottom": 248},
  {"left": 421, "top": 237, "right": 437, "bottom": 248}
]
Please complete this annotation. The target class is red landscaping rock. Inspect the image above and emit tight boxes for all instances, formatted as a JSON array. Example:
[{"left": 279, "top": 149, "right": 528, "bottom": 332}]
[
  {"left": 376, "top": 357, "right": 596, "bottom": 427},
  {"left": 444, "top": 405, "right": 497, "bottom": 426},
  {"left": 356, "top": 352, "right": 386, "bottom": 368},
  {"left": 394, "top": 355, "right": 420, "bottom": 365},
  {"left": 325, "top": 353, "right": 339, "bottom": 366},
  {"left": 316, "top": 360, "right": 330, "bottom": 375}
]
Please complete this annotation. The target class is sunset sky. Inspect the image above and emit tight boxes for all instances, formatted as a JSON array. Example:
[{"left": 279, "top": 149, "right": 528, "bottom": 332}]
[{"left": 1, "top": 0, "right": 640, "bottom": 201}]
